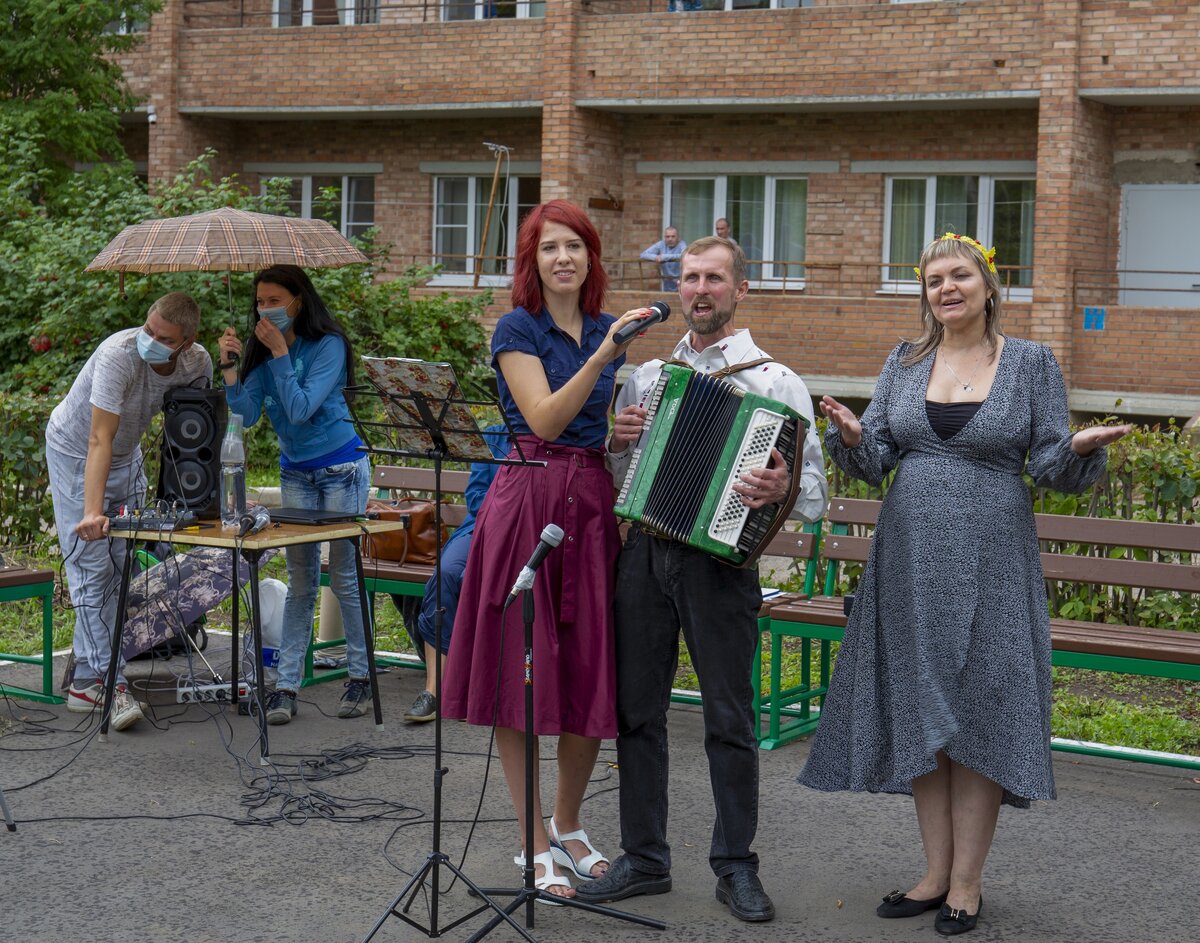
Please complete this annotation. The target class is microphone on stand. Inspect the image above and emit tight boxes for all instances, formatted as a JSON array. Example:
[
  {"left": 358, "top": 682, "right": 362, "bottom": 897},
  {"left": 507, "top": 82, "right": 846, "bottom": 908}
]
[
  {"left": 506, "top": 524, "right": 565, "bottom": 603},
  {"left": 613, "top": 301, "right": 671, "bottom": 345},
  {"left": 238, "top": 505, "right": 271, "bottom": 538}
]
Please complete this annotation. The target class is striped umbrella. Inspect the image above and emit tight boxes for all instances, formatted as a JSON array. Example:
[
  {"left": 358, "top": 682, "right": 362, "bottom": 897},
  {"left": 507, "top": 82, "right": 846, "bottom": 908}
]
[{"left": 86, "top": 207, "right": 369, "bottom": 274}]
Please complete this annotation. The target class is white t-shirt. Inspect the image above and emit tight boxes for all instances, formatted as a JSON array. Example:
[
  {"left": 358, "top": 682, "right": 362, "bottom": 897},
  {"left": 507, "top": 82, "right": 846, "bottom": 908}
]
[{"left": 46, "top": 328, "right": 214, "bottom": 464}]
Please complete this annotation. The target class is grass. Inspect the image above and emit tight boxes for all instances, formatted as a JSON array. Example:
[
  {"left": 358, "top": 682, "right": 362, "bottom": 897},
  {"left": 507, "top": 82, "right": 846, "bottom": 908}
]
[{"left": 4, "top": 544, "right": 1198, "bottom": 756}]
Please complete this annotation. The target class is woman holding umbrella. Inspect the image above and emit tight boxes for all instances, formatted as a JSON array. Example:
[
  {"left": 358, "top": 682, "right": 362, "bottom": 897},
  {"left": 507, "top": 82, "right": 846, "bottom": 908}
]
[{"left": 217, "top": 264, "right": 371, "bottom": 726}]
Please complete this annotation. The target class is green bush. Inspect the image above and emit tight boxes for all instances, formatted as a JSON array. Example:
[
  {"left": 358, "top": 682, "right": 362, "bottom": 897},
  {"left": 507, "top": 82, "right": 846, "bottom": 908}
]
[
  {"left": 820, "top": 417, "right": 1200, "bottom": 632},
  {"left": 0, "top": 391, "right": 53, "bottom": 549}
]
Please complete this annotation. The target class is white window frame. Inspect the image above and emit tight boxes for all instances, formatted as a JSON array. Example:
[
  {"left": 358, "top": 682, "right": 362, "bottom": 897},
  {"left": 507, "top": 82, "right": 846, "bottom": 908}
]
[
  {"left": 672, "top": 1, "right": 811, "bottom": 9},
  {"left": 881, "top": 174, "right": 1035, "bottom": 300},
  {"left": 272, "top": 1, "right": 380, "bottom": 27},
  {"left": 441, "top": 1, "right": 544, "bottom": 21},
  {"left": 662, "top": 174, "right": 810, "bottom": 289},
  {"left": 252, "top": 167, "right": 377, "bottom": 238},
  {"left": 430, "top": 174, "right": 538, "bottom": 287}
]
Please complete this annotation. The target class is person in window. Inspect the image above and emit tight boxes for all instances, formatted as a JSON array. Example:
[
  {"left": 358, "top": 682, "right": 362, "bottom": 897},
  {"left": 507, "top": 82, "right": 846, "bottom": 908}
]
[
  {"left": 798, "top": 234, "right": 1130, "bottom": 935},
  {"left": 640, "top": 226, "right": 687, "bottom": 292},
  {"left": 714, "top": 217, "right": 738, "bottom": 246},
  {"left": 398, "top": 425, "right": 510, "bottom": 724},
  {"left": 48, "top": 293, "right": 212, "bottom": 731},
  {"left": 218, "top": 265, "right": 372, "bottom": 726},
  {"left": 441, "top": 200, "right": 648, "bottom": 900}
]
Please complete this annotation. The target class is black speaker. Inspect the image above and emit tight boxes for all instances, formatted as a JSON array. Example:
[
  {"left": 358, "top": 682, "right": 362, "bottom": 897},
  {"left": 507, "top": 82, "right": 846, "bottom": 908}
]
[{"left": 158, "top": 387, "right": 227, "bottom": 519}]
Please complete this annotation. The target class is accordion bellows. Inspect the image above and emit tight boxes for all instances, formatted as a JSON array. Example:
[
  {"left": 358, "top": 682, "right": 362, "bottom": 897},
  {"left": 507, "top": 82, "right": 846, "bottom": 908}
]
[{"left": 615, "top": 364, "right": 807, "bottom": 567}]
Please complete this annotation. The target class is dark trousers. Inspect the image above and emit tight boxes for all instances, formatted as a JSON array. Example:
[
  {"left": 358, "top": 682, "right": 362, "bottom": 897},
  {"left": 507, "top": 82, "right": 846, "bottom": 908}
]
[{"left": 613, "top": 527, "right": 763, "bottom": 877}]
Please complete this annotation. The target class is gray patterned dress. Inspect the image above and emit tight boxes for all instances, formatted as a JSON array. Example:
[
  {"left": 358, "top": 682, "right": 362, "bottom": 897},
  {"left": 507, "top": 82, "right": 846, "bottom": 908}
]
[{"left": 798, "top": 337, "right": 1107, "bottom": 807}]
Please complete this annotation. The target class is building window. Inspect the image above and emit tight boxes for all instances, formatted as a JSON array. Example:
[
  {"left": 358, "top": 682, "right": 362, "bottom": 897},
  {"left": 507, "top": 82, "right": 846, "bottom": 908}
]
[
  {"left": 664, "top": 175, "right": 808, "bottom": 285},
  {"left": 442, "top": 1, "right": 546, "bottom": 21},
  {"left": 268, "top": 175, "right": 376, "bottom": 239},
  {"left": 273, "top": 1, "right": 380, "bottom": 27},
  {"left": 433, "top": 175, "right": 541, "bottom": 281},
  {"left": 883, "top": 175, "right": 1035, "bottom": 295},
  {"left": 105, "top": 13, "right": 148, "bottom": 33},
  {"left": 668, "top": 1, "right": 811, "bottom": 9}
]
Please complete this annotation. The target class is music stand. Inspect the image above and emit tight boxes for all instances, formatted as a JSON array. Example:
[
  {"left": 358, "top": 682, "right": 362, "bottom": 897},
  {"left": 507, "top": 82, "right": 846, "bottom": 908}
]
[
  {"left": 352, "top": 357, "right": 541, "bottom": 940},
  {"left": 350, "top": 358, "right": 663, "bottom": 941}
]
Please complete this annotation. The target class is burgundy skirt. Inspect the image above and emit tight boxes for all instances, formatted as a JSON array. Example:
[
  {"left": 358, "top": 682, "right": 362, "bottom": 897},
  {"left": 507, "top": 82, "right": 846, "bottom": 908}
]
[{"left": 441, "top": 436, "right": 620, "bottom": 738}]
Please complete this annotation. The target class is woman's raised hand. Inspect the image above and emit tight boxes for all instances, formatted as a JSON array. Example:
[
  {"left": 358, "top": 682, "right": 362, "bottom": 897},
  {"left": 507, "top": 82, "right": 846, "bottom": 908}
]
[
  {"left": 1071, "top": 423, "right": 1132, "bottom": 456},
  {"left": 218, "top": 326, "right": 242, "bottom": 371},
  {"left": 602, "top": 307, "right": 662, "bottom": 356},
  {"left": 820, "top": 394, "right": 863, "bottom": 448}
]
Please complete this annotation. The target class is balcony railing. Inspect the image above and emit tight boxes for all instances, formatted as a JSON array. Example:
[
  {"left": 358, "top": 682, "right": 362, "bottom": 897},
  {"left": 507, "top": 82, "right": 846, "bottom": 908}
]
[
  {"left": 1075, "top": 269, "right": 1200, "bottom": 310},
  {"left": 182, "top": 0, "right": 545, "bottom": 28},
  {"left": 403, "top": 254, "right": 1033, "bottom": 298}
]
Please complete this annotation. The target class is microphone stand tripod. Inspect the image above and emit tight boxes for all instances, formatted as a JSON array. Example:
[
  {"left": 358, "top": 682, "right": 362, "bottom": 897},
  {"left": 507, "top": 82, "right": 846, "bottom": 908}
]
[
  {"left": 351, "top": 363, "right": 542, "bottom": 941},
  {"left": 464, "top": 581, "right": 667, "bottom": 941}
]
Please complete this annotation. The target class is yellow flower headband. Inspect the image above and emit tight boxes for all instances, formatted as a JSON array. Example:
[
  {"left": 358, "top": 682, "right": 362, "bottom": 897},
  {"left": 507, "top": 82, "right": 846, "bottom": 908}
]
[{"left": 913, "top": 233, "right": 998, "bottom": 280}]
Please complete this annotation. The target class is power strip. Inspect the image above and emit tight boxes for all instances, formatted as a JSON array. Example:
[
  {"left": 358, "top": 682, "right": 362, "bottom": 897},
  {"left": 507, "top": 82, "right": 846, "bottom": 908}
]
[{"left": 177, "top": 681, "right": 253, "bottom": 704}]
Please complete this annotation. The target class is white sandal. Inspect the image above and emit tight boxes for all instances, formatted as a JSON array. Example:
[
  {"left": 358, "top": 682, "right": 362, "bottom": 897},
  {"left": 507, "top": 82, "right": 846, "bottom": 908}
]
[
  {"left": 548, "top": 817, "right": 609, "bottom": 882},
  {"left": 514, "top": 850, "right": 571, "bottom": 905}
]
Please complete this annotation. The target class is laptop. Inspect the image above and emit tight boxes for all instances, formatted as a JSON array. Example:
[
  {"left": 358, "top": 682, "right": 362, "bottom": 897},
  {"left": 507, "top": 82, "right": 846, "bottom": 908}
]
[{"left": 269, "top": 507, "right": 361, "bottom": 525}]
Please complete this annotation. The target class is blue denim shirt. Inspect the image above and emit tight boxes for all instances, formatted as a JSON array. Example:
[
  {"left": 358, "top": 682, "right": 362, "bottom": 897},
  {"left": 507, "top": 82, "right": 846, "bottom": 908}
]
[{"left": 490, "top": 306, "right": 623, "bottom": 449}]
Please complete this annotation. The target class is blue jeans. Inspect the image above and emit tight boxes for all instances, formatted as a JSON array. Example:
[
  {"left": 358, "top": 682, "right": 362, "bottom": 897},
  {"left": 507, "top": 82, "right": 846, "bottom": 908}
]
[
  {"left": 613, "top": 526, "right": 763, "bottom": 877},
  {"left": 46, "top": 443, "right": 147, "bottom": 685},
  {"left": 277, "top": 457, "right": 370, "bottom": 691}
]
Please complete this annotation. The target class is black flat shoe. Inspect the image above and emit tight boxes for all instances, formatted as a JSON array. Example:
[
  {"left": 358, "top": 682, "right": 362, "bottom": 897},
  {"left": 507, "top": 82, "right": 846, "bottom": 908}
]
[
  {"left": 573, "top": 855, "right": 671, "bottom": 903},
  {"left": 716, "top": 871, "right": 776, "bottom": 922},
  {"left": 876, "top": 888, "right": 949, "bottom": 918},
  {"left": 934, "top": 897, "right": 982, "bottom": 936}
]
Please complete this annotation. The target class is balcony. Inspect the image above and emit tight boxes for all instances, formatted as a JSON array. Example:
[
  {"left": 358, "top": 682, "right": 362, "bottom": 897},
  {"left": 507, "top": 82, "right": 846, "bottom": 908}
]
[{"left": 175, "top": 2, "right": 545, "bottom": 118}]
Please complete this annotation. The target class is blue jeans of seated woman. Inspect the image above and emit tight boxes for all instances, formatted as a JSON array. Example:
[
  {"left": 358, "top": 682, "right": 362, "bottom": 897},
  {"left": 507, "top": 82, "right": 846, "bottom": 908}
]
[{"left": 277, "top": 456, "right": 371, "bottom": 692}]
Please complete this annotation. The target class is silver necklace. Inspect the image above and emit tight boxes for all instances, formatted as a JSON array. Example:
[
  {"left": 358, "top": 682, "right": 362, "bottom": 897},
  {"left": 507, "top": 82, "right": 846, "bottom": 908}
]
[{"left": 939, "top": 346, "right": 986, "bottom": 392}]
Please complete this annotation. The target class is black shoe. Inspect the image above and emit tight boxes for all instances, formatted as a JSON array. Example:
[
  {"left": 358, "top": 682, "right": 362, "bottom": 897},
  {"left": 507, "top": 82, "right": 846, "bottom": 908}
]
[
  {"left": 935, "top": 898, "right": 982, "bottom": 936},
  {"left": 403, "top": 690, "right": 437, "bottom": 723},
  {"left": 876, "top": 888, "right": 949, "bottom": 918},
  {"left": 337, "top": 679, "right": 371, "bottom": 718},
  {"left": 716, "top": 871, "right": 775, "bottom": 922},
  {"left": 573, "top": 855, "right": 671, "bottom": 903},
  {"left": 265, "top": 689, "right": 297, "bottom": 726}
]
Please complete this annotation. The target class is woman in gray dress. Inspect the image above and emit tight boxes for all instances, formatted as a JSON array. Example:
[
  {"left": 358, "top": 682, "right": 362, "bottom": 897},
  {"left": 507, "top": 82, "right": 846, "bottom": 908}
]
[{"left": 799, "top": 234, "right": 1130, "bottom": 936}]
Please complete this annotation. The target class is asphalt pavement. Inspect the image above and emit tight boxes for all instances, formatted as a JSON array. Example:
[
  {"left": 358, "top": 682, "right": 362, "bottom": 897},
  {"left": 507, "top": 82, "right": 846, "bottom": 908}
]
[{"left": 1, "top": 640, "right": 1198, "bottom": 943}]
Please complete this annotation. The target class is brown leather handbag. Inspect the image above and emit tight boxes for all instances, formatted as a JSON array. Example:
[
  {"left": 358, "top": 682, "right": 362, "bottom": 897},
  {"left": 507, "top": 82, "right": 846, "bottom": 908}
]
[{"left": 363, "top": 497, "right": 451, "bottom": 564}]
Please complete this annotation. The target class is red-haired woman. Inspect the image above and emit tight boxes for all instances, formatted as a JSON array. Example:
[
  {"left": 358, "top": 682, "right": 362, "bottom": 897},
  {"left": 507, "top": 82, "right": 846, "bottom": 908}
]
[{"left": 442, "top": 200, "right": 649, "bottom": 899}]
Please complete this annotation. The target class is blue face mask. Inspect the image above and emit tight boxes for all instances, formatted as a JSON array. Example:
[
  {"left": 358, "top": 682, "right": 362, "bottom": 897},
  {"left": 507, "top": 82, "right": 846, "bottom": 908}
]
[
  {"left": 258, "top": 305, "right": 294, "bottom": 334},
  {"left": 136, "top": 330, "right": 177, "bottom": 365}
]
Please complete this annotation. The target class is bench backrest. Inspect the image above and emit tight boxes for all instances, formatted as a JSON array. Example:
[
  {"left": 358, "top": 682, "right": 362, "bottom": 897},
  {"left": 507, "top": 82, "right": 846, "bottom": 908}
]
[
  {"left": 820, "top": 496, "right": 1200, "bottom": 596},
  {"left": 372, "top": 465, "right": 473, "bottom": 529}
]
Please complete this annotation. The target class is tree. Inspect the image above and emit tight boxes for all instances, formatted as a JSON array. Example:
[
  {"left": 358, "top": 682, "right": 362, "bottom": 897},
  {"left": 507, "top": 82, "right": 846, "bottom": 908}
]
[{"left": 0, "top": 1, "right": 161, "bottom": 201}]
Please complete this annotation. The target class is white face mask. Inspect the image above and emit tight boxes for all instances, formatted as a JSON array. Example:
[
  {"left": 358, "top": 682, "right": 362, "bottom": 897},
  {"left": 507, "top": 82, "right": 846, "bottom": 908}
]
[{"left": 137, "top": 330, "right": 177, "bottom": 365}]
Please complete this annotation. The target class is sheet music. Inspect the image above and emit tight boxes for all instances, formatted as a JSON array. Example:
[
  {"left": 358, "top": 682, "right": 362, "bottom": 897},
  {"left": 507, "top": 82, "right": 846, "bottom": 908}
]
[{"left": 360, "top": 357, "right": 495, "bottom": 461}]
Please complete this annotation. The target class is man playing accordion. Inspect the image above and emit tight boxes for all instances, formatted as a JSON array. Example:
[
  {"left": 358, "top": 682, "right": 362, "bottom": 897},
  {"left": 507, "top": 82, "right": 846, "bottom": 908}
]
[{"left": 577, "top": 237, "right": 827, "bottom": 922}]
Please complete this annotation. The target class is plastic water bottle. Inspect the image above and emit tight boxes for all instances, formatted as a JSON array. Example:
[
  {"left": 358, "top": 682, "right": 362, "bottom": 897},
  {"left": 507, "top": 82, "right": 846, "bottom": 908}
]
[
  {"left": 220, "top": 414, "right": 246, "bottom": 530},
  {"left": 241, "top": 577, "right": 287, "bottom": 690}
]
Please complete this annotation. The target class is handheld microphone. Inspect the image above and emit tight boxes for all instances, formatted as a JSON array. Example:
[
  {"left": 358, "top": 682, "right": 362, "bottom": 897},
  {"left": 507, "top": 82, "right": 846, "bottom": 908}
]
[
  {"left": 238, "top": 505, "right": 271, "bottom": 538},
  {"left": 506, "top": 524, "right": 565, "bottom": 602},
  {"left": 613, "top": 301, "right": 671, "bottom": 346}
]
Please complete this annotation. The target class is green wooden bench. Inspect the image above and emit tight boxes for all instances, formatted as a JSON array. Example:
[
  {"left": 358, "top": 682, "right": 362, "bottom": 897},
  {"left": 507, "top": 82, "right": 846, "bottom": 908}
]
[
  {"left": 0, "top": 565, "right": 62, "bottom": 705},
  {"left": 761, "top": 497, "right": 1200, "bottom": 768},
  {"left": 665, "top": 524, "right": 820, "bottom": 741},
  {"left": 308, "top": 465, "right": 470, "bottom": 686}
]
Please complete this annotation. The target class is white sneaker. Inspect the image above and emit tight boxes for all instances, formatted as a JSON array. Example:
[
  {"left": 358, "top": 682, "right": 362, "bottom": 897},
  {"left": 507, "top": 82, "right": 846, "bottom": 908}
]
[
  {"left": 67, "top": 679, "right": 144, "bottom": 730},
  {"left": 67, "top": 678, "right": 104, "bottom": 714},
  {"left": 110, "top": 685, "right": 145, "bottom": 731}
]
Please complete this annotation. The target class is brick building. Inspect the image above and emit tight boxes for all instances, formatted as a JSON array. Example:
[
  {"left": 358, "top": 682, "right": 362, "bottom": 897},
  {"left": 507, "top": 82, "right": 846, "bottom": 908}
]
[{"left": 115, "top": 0, "right": 1200, "bottom": 419}]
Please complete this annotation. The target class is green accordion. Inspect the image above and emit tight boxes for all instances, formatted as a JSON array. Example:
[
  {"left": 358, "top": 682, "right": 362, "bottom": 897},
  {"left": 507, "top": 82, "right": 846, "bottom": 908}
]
[{"left": 614, "top": 364, "right": 807, "bottom": 567}]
